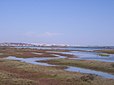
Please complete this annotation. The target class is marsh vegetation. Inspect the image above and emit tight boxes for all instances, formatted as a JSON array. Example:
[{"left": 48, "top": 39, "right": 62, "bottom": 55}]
[{"left": 0, "top": 46, "right": 114, "bottom": 85}]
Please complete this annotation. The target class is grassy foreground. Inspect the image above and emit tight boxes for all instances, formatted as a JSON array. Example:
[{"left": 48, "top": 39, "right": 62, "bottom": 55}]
[
  {"left": 0, "top": 59, "right": 114, "bottom": 85},
  {"left": 0, "top": 47, "right": 114, "bottom": 85},
  {"left": 41, "top": 59, "right": 114, "bottom": 74}
]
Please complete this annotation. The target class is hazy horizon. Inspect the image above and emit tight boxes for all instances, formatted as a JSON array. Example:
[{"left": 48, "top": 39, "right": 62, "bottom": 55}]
[{"left": 0, "top": 0, "right": 114, "bottom": 46}]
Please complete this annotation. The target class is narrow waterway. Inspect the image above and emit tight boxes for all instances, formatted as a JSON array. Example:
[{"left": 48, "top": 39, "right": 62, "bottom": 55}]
[
  {"left": 65, "top": 66, "right": 114, "bottom": 79},
  {"left": 61, "top": 51, "right": 114, "bottom": 62},
  {"left": 6, "top": 56, "right": 114, "bottom": 79}
]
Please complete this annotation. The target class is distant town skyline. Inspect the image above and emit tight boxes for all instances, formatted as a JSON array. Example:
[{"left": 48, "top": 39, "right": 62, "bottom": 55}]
[{"left": 0, "top": 0, "right": 114, "bottom": 46}]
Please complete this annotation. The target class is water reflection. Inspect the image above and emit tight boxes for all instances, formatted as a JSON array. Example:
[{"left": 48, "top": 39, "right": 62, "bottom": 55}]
[
  {"left": 6, "top": 56, "right": 114, "bottom": 79},
  {"left": 6, "top": 56, "right": 65, "bottom": 66},
  {"left": 65, "top": 66, "right": 114, "bottom": 79},
  {"left": 68, "top": 51, "right": 114, "bottom": 62}
]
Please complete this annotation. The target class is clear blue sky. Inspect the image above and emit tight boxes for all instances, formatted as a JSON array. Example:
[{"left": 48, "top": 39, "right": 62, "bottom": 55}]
[{"left": 0, "top": 0, "right": 114, "bottom": 46}]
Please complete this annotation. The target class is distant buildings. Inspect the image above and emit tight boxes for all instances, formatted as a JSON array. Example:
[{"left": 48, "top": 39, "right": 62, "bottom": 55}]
[
  {"left": 0, "top": 42, "right": 69, "bottom": 47},
  {"left": 0, "top": 42, "right": 34, "bottom": 47}
]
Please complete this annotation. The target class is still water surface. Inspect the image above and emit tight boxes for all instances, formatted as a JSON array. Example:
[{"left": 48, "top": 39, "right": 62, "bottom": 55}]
[{"left": 6, "top": 55, "right": 114, "bottom": 79}]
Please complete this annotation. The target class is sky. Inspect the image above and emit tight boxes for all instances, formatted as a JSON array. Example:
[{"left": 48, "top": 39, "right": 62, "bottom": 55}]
[{"left": 0, "top": 0, "right": 114, "bottom": 46}]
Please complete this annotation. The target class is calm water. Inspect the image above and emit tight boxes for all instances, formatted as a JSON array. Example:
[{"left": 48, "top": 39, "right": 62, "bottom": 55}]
[
  {"left": 65, "top": 66, "right": 114, "bottom": 79},
  {"left": 6, "top": 55, "right": 66, "bottom": 66},
  {"left": 64, "top": 51, "right": 114, "bottom": 62},
  {"left": 16, "top": 46, "right": 114, "bottom": 51},
  {"left": 6, "top": 46, "right": 114, "bottom": 79},
  {"left": 18, "top": 46, "right": 114, "bottom": 62},
  {"left": 6, "top": 55, "right": 114, "bottom": 79}
]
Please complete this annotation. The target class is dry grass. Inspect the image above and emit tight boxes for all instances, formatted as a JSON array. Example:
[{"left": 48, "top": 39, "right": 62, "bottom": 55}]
[
  {"left": 0, "top": 47, "right": 59, "bottom": 58},
  {"left": 95, "top": 49, "right": 114, "bottom": 54},
  {"left": 0, "top": 59, "right": 114, "bottom": 85},
  {"left": 41, "top": 59, "right": 114, "bottom": 74},
  {"left": 0, "top": 47, "right": 114, "bottom": 85},
  {"left": 0, "top": 47, "right": 77, "bottom": 59},
  {"left": 0, "top": 70, "right": 38, "bottom": 85}
]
